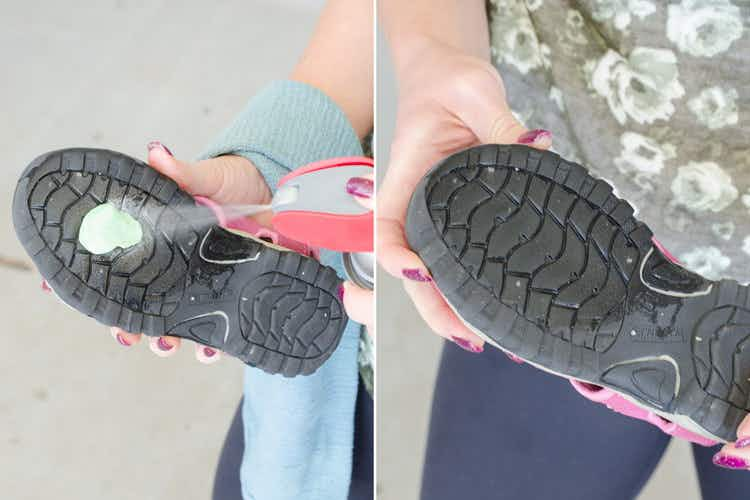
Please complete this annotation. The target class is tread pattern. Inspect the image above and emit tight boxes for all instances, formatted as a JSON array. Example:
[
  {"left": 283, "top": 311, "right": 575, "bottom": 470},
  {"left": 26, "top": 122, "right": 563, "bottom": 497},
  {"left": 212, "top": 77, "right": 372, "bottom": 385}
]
[
  {"left": 13, "top": 148, "right": 347, "bottom": 376},
  {"left": 406, "top": 144, "right": 750, "bottom": 442},
  {"left": 239, "top": 264, "right": 345, "bottom": 376},
  {"left": 691, "top": 290, "right": 750, "bottom": 411},
  {"left": 26, "top": 152, "right": 197, "bottom": 319},
  {"left": 424, "top": 145, "right": 648, "bottom": 353}
]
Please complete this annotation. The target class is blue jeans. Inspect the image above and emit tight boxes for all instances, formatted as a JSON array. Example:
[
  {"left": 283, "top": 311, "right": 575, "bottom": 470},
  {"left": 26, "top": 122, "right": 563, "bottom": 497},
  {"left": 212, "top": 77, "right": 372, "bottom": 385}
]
[
  {"left": 421, "top": 343, "right": 750, "bottom": 500},
  {"left": 212, "top": 379, "right": 373, "bottom": 500}
]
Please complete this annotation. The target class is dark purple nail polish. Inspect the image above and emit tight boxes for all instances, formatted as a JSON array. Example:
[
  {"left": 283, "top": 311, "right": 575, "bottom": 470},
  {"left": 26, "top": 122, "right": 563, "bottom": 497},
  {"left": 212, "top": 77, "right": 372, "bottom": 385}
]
[
  {"left": 157, "top": 337, "right": 173, "bottom": 351},
  {"left": 736, "top": 438, "right": 750, "bottom": 449},
  {"left": 713, "top": 453, "right": 748, "bottom": 469},
  {"left": 402, "top": 268, "right": 432, "bottom": 282},
  {"left": 337, "top": 284, "right": 345, "bottom": 302},
  {"left": 517, "top": 129, "right": 552, "bottom": 145},
  {"left": 451, "top": 336, "right": 483, "bottom": 353},
  {"left": 345, "top": 177, "right": 373, "bottom": 199},
  {"left": 147, "top": 141, "right": 173, "bottom": 156},
  {"left": 116, "top": 333, "right": 131, "bottom": 347},
  {"left": 204, "top": 347, "right": 216, "bottom": 358}
]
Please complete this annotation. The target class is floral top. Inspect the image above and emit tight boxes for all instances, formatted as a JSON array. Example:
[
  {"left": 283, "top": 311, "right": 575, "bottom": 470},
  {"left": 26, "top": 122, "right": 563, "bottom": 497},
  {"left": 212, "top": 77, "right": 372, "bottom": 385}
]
[{"left": 488, "top": 0, "right": 749, "bottom": 282}]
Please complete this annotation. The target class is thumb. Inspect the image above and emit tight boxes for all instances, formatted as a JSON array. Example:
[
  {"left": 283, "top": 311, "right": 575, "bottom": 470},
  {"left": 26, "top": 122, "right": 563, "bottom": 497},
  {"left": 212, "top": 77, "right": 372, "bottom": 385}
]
[
  {"left": 146, "top": 142, "right": 271, "bottom": 206},
  {"left": 347, "top": 173, "right": 374, "bottom": 211},
  {"left": 447, "top": 66, "right": 552, "bottom": 148}
]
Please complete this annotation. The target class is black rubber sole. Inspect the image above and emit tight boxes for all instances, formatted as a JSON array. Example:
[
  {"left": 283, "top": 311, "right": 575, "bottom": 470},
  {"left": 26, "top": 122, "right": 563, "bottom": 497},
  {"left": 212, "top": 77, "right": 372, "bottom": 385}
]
[
  {"left": 13, "top": 148, "right": 347, "bottom": 377},
  {"left": 406, "top": 144, "right": 750, "bottom": 442}
]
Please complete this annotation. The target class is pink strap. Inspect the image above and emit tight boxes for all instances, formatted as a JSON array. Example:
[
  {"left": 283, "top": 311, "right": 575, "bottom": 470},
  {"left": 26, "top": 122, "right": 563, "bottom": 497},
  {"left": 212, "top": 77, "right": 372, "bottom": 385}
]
[
  {"left": 277, "top": 156, "right": 373, "bottom": 185},
  {"left": 652, "top": 237, "right": 681, "bottom": 265},
  {"left": 570, "top": 379, "right": 717, "bottom": 446}
]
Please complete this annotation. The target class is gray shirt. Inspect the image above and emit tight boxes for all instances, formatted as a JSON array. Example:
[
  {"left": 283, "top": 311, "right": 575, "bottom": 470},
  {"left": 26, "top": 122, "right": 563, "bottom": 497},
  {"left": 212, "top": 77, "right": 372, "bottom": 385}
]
[{"left": 488, "top": 0, "right": 749, "bottom": 281}]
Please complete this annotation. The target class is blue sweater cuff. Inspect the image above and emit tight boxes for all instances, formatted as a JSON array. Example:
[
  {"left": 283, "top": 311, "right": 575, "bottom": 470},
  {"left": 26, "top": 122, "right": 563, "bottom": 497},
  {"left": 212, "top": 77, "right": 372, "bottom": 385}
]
[
  {"left": 199, "top": 79, "right": 365, "bottom": 500},
  {"left": 200, "top": 80, "right": 363, "bottom": 192}
]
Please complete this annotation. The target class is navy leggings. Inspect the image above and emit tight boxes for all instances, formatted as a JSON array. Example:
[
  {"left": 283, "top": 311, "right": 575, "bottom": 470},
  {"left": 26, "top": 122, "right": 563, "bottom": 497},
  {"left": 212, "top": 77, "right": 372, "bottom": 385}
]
[
  {"left": 421, "top": 343, "right": 750, "bottom": 500},
  {"left": 212, "top": 379, "right": 373, "bottom": 500}
]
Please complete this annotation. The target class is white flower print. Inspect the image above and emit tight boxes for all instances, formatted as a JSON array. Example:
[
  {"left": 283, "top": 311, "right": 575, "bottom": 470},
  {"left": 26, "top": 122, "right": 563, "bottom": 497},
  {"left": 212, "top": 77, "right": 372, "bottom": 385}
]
[
  {"left": 670, "top": 162, "right": 738, "bottom": 213},
  {"left": 591, "top": 0, "right": 656, "bottom": 31},
  {"left": 679, "top": 246, "right": 731, "bottom": 280},
  {"left": 511, "top": 108, "right": 533, "bottom": 129},
  {"left": 590, "top": 48, "right": 685, "bottom": 125},
  {"left": 688, "top": 86, "right": 739, "bottom": 130},
  {"left": 712, "top": 222, "right": 735, "bottom": 241},
  {"left": 743, "top": 236, "right": 750, "bottom": 257},
  {"left": 490, "top": 0, "right": 549, "bottom": 74},
  {"left": 549, "top": 86, "right": 565, "bottom": 112},
  {"left": 743, "top": 192, "right": 750, "bottom": 210},
  {"left": 565, "top": 9, "right": 589, "bottom": 45},
  {"left": 667, "top": 0, "right": 744, "bottom": 57},
  {"left": 613, "top": 132, "right": 675, "bottom": 191},
  {"left": 525, "top": 0, "right": 543, "bottom": 11}
]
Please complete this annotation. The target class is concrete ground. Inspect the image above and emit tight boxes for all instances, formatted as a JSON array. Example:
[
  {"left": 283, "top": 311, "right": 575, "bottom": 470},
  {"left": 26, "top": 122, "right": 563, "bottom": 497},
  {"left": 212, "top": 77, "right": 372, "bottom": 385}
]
[
  {"left": 0, "top": 2, "right": 718, "bottom": 499},
  {"left": 0, "top": 1, "right": 323, "bottom": 499},
  {"left": 375, "top": 28, "right": 703, "bottom": 500}
]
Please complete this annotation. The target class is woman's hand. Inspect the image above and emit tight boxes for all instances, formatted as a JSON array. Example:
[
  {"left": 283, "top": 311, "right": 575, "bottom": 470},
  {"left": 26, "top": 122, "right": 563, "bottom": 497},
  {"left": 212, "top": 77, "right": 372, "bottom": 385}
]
[
  {"left": 714, "top": 418, "right": 750, "bottom": 470},
  {"left": 377, "top": 38, "right": 552, "bottom": 352},
  {"left": 341, "top": 174, "right": 374, "bottom": 336},
  {"left": 111, "top": 141, "right": 272, "bottom": 363}
]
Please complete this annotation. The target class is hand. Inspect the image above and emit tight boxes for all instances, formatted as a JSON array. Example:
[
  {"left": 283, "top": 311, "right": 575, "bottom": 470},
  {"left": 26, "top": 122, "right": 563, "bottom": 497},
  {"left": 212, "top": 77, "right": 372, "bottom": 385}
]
[
  {"left": 714, "top": 418, "right": 750, "bottom": 470},
  {"left": 110, "top": 141, "right": 272, "bottom": 363},
  {"left": 341, "top": 173, "right": 374, "bottom": 336},
  {"left": 377, "top": 38, "right": 552, "bottom": 352}
]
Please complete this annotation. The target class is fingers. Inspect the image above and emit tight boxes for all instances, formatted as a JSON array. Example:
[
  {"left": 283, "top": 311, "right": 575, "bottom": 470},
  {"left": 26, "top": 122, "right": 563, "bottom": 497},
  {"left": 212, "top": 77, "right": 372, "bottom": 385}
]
[
  {"left": 146, "top": 141, "right": 191, "bottom": 186},
  {"left": 714, "top": 444, "right": 750, "bottom": 470},
  {"left": 146, "top": 142, "right": 272, "bottom": 207},
  {"left": 714, "top": 416, "right": 750, "bottom": 470},
  {"left": 346, "top": 173, "right": 374, "bottom": 211},
  {"left": 376, "top": 217, "right": 430, "bottom": 280},
  {"left": 517, "top": 129, "right": 553, "bottom": 149},
  {"left": 402, "top": 280, "right": 484, "bottom": 352},
  {"left": 110, "top": 327, "right": 142, "bottom": 347},
  {"left": 443, "top": 65, "right": 553, "bottom": 150},
  {"left": 376, "top": 139, "right": 440, "bottom": 280},
  {"left": 341, "top": 281, "right": 373, "bottom": 334},
  {"left": 148, "top": 335, "right": 181, "bottom": 358},
  {"left": 444, "top": 65, "right": 523, "bottom": 145},
  {"left": 195, "top": 344, "right": 222, "bottom": 364},
  {"left": 111, "top": 326, "right": 221, "bottom": 364}
]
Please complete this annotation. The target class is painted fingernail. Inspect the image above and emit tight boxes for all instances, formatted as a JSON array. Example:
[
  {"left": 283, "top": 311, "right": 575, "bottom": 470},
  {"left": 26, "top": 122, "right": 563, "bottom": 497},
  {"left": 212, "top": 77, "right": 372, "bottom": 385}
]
[
  {"left": 505, "top": 352, "right": 524, "bottom": 364},
  {"left": 402, "top": 268, "right": 432, "bottom": 282},
  {"left": 517, "top": 129, "right": 552, "bottom": 145},
  {"left": 41, "top": 280, "right": 51, "bottom": 292},
  {"left": 345, "top": 177, "right": 373, "bottom": 199},
  {"left": 713, "top": 453, "right": 748, "bottom": 469},
  {"left": 157, "top": 337, "right": 173, "bottom": 351},
  {"left": 735, "top": 438, "right": 750, "bottom": 449},
  {"left": 337, "top": 284, "right": 345, "bottom": 302},
  {"left": 116, "top": 333, "right": 131, "bottom": 347},
  {"left": 204, "top": 347, "right": 216, "bottom": 358},
  {"left": 147, "top": 141, "right": 173, "bottom": 156},
  {"left": 451, "top": 336, "right": 484, "bottom": 353}
]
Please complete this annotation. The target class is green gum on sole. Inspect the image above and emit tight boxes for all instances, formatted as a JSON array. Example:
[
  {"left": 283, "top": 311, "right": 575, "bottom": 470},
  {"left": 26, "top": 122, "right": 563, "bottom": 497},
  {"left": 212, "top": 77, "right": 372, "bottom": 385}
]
[{"left": 78, "top": 203, "right": 143, "bottom": 254}]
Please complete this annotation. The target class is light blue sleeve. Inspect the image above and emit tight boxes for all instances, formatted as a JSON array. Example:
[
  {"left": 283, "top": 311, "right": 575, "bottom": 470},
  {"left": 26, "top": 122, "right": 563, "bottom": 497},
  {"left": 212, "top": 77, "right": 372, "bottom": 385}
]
[
  {"left": 200, "top": 80, "right": 362, "bottom": 191},
  {"left": 200, "top": 80, "right": 363, "bottom": 500}
]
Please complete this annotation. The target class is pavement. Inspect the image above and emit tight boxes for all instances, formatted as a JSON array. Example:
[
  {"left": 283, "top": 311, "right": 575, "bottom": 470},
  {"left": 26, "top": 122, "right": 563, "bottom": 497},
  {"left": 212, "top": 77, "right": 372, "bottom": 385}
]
[
  {"left": 0, "top": 2, "right": 711, "bottom": 499},
  {"left": 0, "top": 1, "right": 322, "bottom": 499}
]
